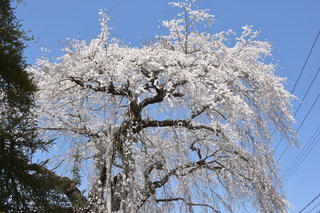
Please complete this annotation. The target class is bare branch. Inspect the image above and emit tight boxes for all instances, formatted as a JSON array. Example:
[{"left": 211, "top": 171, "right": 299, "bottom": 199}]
[
  {"left": 190, "top": 141, "right": 202, "bottom": 160},
  {"left": 152, "top": 156, "right": 220, "bottom": 189},
  {"left": 191, "top": 105, "right": 209, "bottom": 119},
  {"left": 156, "top": 197, "right": 220, "bottom": 212},
  {"left": 27, "top": 163, "right": 87, "bottom": 211},
  {"left": 139, "top": 80, "right": 187, "bottom": 109},
  {"left": 69, "top": 76, "right": 130, "bottom": 97},
  {"left": 142, "top": 119, "right": 219, "bottom": 134}
]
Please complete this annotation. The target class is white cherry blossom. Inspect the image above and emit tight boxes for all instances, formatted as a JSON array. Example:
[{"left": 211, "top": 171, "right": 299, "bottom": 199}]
[{"left": 29, "top": 1, "right": 296, "bottom": 212}]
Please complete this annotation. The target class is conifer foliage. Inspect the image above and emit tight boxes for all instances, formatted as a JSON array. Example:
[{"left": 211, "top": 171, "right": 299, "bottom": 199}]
[{"left": 0, "top": 0, "right": 70, "bottom": 211}]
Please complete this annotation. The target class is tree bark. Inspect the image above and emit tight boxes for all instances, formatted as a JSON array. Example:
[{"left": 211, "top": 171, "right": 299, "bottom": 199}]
[{"left": 27, "top": 163, "right": 87, "bottom": 212}]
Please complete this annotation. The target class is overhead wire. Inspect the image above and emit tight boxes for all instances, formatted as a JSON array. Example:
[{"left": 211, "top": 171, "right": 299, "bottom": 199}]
[
  {"left": 299, "top": 193, "right": 320, "bottom": 213},
  {"left": 294, "top": 66, "right": 320, "bottom": 114},
  {"left": 283, "top": 124, "right": 320, "bottom": 181},
  {"left": 273, "top": 31, "right": 320, "bottom": 153},
  {"left": 307, "top": 200, "right": 320, "bottom": 213},
  {"left": 276, "top": 66, "right": 320, "bottom": 160},
  {"left": 291, "top": 31, "right": 320, "bottom": 94},
  {"left": 290, "top": 132, "right": 320, "bottom": 179},
  {"left": 277, "top": 93, "right": 320, "bottom": 162},
  {"left": 284, "top": 50, "right": 320, "bottom": 180}
]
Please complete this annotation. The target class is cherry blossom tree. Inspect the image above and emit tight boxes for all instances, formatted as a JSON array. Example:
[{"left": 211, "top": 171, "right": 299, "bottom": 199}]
[{"left": 29, "top": 1, "right": 296, "bottom": 212}]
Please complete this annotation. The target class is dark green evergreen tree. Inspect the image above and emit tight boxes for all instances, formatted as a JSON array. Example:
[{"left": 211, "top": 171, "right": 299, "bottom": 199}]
[{"left": 0, "top": 0, "right": 71, "bottom": 212}]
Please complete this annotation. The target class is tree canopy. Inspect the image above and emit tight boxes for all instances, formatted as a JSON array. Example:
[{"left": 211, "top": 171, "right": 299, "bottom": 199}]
[
  {"left": 0, "top": 0, "right": 70, "bottom": 211},
  {"left": 29, "top": 1, "right": 296, "bottom": 212}
]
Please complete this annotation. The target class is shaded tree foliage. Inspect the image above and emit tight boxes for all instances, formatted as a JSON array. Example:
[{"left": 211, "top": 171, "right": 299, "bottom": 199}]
[{"left": 0, "top": 0, "right": 71, "bottom": 211}]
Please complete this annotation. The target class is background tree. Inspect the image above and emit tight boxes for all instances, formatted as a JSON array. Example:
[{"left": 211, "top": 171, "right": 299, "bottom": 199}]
[
  {"left": 29, "top": 1, "right": 296, "bottom": 212},
  {"left": 0, "top": 0, "right": 71, "bottom": 211}
]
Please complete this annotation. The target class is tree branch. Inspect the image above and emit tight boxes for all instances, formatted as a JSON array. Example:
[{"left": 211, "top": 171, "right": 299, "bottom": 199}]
[
  {"left": 190, "top": 141, "right": 202, "bottom": 160},
  {"left": 27, "top": 163, "right": 87, "bottom": 211},
  {"left": 139, "top": 89, "right": 166, "bottom": 109},
  {"left": 138, "top": 80, "right": 187, "bottom": 109},
  {"left": 69, "top": 76, "right": 129, "bottom": 97},
  {"left": 142, "top": 119, "right": 219, "bottom": 134},
  {"left": 152, "top": 156, "right": 219, "bottom": 189},
  {"left": 156, "top": 197, "right": 220, "bottom": 212}
]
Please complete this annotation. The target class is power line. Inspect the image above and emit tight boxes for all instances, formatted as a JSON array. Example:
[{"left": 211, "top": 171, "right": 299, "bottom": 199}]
[
  {"left": 299, "top": 193, "right": 320, "bottom": 213},
  {"left": 306, "top": 201, "right": 320, "bottom": 213},
  {"left": 277, "top": 94, "right": 320, "bottom": 162},
  {"left": 294, "top": 66, "right": 320, "bottom": 114},
  {"left": 283, "top": 125, "right": 320, "bottom": 181},
  {"left": 291, "top": 30, "right": 320, "bottom": 94},
  {"left": 273, "top": 31, "right": 320, "bottom": 152},
  {"left": 284, "top": 125, "right": 320, "bottom": 180},
  {"left": 292, "top": 135, "right": 320, "bottom": 179}
]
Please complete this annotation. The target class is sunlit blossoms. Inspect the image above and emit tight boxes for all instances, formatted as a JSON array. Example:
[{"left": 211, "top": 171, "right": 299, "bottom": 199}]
[{"left": 29, "top": 1, "right": 296, "bottom": 212}]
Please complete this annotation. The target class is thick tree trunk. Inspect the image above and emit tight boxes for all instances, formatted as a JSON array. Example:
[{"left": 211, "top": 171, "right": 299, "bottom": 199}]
[{"left": 27, "top": 163, "right": 87, "bottom": 212}]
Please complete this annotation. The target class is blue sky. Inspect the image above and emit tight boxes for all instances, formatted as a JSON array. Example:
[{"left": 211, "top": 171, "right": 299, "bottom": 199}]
[{"left": 17, "top": 0, "right": 320, "bottom": 212}]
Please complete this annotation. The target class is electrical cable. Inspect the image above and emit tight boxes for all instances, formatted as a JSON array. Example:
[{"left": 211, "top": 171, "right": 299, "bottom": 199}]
[
  {"left": 291, "top": 135, "right": 320, "bottom": 180},
  {"left": 284, "top": 124, "right": 320, "bottom": 179},
  {"left": 283, "top": 125, "right": 320, "bottom": 181},
  {"left": 274, "top": 64, "right": 320, "bottom": 153},
  {"left": 294, "top": 66, "right": 320, "bottom": 114},
  {"left": 273, "top": 31, "right": 320, "bottom": 152},
  {"left": 299, "top": 193, "right": 320, "bottom": 213},
  {"left": 277, "top": 94, "right": 320, "bottom": 162},
  {"left": 306, "top": 200, "right": 320, "bottom": 213},
  {"left": 291, "top": 31, "right": 320, "bottom": 94}
]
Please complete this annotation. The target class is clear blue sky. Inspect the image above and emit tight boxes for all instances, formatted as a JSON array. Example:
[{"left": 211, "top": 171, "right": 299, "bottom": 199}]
[{"left": 17, "top": 0, "right": 320, "bottom": 212}]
